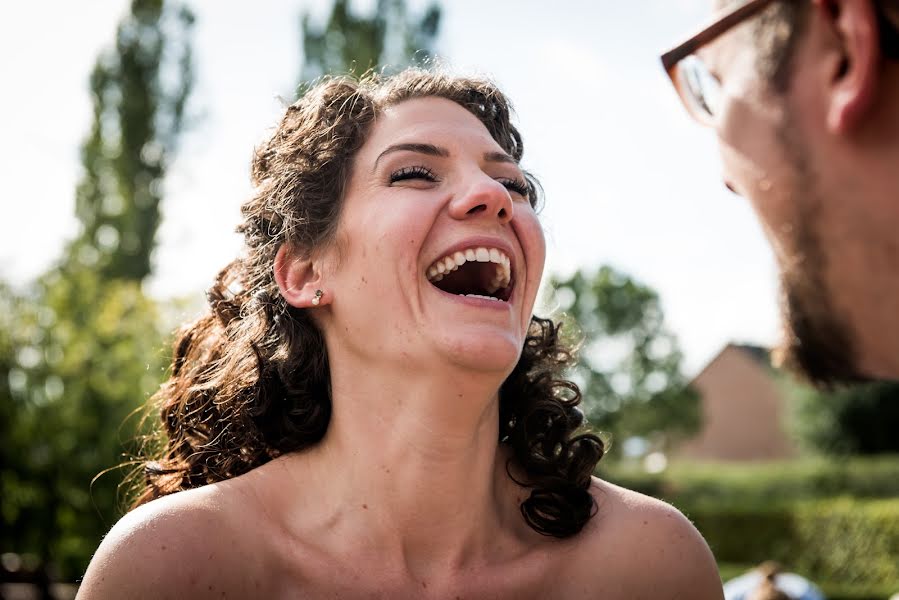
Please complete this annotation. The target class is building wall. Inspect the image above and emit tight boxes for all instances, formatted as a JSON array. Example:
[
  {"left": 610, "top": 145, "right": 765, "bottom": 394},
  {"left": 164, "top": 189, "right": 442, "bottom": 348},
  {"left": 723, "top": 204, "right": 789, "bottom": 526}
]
[{"left": 676, "top": 345, "right": 797, "bottom": 461}]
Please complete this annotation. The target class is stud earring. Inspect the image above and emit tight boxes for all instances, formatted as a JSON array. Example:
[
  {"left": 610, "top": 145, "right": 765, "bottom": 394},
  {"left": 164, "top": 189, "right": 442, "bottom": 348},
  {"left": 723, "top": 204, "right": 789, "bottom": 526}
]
[{"left": 311, "top": 289, "right": 323, "bottom": 306}]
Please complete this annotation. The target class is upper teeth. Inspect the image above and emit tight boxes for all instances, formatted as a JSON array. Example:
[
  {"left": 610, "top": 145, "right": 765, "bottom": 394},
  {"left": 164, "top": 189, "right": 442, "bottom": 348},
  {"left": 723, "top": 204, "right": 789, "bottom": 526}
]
[{"left": 426, "top": 246, "right": 512, "bottom": 294}]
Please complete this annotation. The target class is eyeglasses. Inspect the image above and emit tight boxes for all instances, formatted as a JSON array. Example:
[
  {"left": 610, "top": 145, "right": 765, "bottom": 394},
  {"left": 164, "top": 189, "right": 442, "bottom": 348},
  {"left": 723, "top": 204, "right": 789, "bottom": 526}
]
[
  {"left": 663, "top": 0, "right": 899, "bottom": 125},
  {"left": 660, "top": 0, "right": 782, "bottom": 126}
]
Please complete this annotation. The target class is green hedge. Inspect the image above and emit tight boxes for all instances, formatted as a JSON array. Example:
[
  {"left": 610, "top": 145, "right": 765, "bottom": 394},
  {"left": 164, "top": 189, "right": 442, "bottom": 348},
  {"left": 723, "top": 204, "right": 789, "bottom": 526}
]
[
  {"left": 599, "top": 458, "right": 899, "bottom": 597},
  {"left": 599, "top": 455, "right": 899, "bottom": 508},
  {"left": 684, "top": 505, "right": 795, "bottom": 565},
  {"left": 687, "top": 499, "right": 899, "bottom": 597},
  {"left": 794, "top": 499, "right": 899, "bottom": 589}
]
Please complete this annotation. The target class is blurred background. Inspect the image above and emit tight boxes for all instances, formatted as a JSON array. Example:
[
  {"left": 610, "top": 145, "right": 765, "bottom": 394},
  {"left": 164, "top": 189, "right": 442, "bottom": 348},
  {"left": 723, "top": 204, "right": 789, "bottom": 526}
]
[{"left": 1, "top": 1, "right": 897, "bottom": 598}]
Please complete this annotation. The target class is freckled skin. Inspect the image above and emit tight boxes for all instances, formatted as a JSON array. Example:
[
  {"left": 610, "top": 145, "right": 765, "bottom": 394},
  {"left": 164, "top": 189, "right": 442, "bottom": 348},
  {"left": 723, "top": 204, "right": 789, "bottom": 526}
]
[
  {"left": 75, "top": 97, "right": 722, "bottom": 600},
  {"left": 77, "top": 474, "right": 721, "bottom": 599}
]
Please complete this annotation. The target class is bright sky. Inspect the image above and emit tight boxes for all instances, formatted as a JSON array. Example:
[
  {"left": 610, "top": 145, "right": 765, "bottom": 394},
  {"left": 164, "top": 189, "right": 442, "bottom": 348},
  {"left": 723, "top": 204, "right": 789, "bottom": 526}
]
[{"left": 0, "top": 0, "right": 781, "bottom": 375}]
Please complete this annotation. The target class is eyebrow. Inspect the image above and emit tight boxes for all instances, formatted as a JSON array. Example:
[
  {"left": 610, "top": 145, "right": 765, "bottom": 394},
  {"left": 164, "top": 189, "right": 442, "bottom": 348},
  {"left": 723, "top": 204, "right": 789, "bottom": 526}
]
[
  {"left": 373, "top": 142, "right": 517, "bottom": 171},
  {"left": 483, "top": 151, "right": 516, "bottom": 165}
]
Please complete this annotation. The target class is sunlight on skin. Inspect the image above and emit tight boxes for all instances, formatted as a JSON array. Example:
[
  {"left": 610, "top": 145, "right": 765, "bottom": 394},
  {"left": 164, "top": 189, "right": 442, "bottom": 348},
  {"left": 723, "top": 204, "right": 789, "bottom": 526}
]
[{"left": 0, "top": 0, "right": 777, "bottom": 374}]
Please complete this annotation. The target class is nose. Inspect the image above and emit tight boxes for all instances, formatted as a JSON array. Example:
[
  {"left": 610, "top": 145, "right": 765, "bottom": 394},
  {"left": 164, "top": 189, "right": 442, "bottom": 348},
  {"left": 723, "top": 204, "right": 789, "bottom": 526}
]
[{"left": 448, "top": 175, "right": 514, "bottom": 224}]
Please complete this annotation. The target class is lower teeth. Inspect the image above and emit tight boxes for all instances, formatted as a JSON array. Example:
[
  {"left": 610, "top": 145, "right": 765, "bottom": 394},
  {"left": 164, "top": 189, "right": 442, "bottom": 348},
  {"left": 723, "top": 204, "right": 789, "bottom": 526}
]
[{"left": 464, "top": 294, "right": 500, "bottom": 301}]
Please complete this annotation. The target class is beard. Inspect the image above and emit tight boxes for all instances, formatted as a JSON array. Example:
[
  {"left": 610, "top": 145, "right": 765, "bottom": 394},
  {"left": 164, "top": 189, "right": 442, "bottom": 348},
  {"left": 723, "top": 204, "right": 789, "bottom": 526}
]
[
  {"left": 771, "top": 122, "right": 872, "bottom": 387},
  {"left": 775, "top": 242, "right": 869, "bottom": 387}
]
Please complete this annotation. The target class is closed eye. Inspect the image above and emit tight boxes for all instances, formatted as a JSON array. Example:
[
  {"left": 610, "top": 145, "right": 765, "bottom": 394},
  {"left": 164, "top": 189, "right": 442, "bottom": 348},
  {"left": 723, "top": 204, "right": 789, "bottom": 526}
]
[
  {"left": 497, "top": 177, "right": 530, "bottom": 199},
  {"left": 389, "top": 165, "right": 438, "bottom": 184}
]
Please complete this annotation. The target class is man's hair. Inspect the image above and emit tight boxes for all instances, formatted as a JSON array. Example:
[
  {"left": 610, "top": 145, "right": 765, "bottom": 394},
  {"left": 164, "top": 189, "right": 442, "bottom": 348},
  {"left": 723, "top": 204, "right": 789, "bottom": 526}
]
[
  {"left": 749, "top": 0, "right": 899, "bottom": 93},
  {"left": 752, "top": 2, "right": 811, "bottom": 92}
]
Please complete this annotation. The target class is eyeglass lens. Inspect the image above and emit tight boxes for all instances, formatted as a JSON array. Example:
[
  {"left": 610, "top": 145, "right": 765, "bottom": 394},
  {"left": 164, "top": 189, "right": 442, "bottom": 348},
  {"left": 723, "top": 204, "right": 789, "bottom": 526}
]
[{"left": 677, "top": 55, "right": 723, "bottom": 120}]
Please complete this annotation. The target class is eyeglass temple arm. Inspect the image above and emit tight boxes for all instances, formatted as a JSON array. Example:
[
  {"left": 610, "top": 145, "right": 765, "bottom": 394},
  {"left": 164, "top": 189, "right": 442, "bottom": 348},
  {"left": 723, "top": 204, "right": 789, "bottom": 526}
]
[{"left": 660, "top": 0, "right": 780, "bottom": 71}]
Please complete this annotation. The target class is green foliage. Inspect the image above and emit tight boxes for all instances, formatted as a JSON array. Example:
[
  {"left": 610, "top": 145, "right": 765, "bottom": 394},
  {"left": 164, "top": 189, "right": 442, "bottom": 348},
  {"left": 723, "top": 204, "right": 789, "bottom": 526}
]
[
  {"left": 548, "top": 266, "right": 699, "bottom": 450},
  {"left": 690, "top": 505, "right": 796, "bottom": 565},
  {"left": 691, "top": 500, "right": 899, "bottom": 595},
  {"left": 600, "top": 456, "right": 899, "bottom": 508},
  {"left": 72, "top": 0, "right": 194, "bottom": 282},
  {"left": 1, "top": 270, "right": 167, "bottom": 580},
  {"left": 794, "top": 499, "right": 899, "bottom": 588},
  {"left": 783, "top": 376, "right": 899, "bottom": 455},
  {"left": 601, "top": 457, "right": 899, "bottom": 597},
  {"left": 0, "top": 0, "right": 193, "bottom": 582},
  {"left": 298, "top": 0, "right": 441, "bottom": 87}
]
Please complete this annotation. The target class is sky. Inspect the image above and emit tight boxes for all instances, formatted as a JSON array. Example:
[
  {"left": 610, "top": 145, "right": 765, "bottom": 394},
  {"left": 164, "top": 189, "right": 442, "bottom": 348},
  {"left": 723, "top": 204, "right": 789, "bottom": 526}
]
[{"left": 0, "top": 0, "right": 781, "bottom": 376}]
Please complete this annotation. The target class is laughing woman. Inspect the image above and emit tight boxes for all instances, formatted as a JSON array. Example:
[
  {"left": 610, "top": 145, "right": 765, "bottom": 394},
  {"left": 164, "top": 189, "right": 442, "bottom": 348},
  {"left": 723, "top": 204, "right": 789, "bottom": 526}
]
[{"left": 78, "top": 69, "right": 723, "bottom": 599}]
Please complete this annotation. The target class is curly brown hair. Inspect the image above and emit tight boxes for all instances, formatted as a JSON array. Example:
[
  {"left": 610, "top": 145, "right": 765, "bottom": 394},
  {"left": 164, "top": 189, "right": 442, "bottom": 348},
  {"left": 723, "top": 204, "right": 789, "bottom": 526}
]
[{"left": 135, "top": 68, "right": 605, "bottom": 538}]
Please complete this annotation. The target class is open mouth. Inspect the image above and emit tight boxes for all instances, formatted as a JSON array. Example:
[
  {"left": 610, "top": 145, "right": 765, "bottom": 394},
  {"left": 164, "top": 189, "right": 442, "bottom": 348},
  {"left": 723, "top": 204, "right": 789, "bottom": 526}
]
[{"left": 426, "top": 246, "right": 513, "bottom": 302}]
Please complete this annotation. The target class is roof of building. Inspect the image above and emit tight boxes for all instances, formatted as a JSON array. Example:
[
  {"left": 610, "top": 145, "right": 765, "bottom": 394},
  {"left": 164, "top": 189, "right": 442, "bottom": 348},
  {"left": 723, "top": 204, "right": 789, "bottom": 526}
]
[
  {"left": 690, "top": 343, "right": 773, "bottom": 385},
  {"left": 732, "top": 344, "right": 772, "bottom": 368}
]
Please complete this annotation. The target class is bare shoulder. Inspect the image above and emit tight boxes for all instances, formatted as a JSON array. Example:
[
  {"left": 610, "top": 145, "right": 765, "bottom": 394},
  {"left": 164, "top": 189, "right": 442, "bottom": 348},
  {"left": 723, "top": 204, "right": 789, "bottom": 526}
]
[
  {"left": 77, "top": 482, "right": 264, "bottom": 600},
  {"left": 567, "top": 477, "right": 723, "bottom": 600}
]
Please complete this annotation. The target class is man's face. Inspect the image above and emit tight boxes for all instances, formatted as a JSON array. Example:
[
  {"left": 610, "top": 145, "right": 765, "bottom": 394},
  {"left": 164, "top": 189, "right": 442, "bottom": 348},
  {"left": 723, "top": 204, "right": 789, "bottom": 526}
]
[{"left": 700, "top": 4, "right": 867, "bottom": 384}]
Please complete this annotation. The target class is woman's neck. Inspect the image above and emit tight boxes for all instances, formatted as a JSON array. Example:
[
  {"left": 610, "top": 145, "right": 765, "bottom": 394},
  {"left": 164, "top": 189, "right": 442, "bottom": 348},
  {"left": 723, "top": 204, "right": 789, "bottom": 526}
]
[{"left": 278, "top": 361, "right": 530, "bottom": 577}]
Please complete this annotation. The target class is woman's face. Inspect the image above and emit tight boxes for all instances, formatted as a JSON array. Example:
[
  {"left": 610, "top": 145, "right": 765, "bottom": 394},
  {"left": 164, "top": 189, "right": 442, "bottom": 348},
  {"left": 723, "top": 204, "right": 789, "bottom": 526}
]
[{"left": 318, "top": 96, "right": 546, "bottom": 376}]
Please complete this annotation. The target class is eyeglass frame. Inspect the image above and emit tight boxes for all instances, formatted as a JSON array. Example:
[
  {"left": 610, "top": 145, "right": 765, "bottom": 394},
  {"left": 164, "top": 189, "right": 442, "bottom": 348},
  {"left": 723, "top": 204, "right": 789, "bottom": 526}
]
[
  {"left": 660, "top": 0, "right": 899, "bottom": 125},
  {"left": 659, "top": 0, "right": 782, "bottom": 125}
]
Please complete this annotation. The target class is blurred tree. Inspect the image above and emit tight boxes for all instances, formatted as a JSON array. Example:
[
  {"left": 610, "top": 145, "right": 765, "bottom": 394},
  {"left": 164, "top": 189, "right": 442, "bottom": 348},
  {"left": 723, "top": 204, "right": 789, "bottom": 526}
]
[
  {"left": 0, "top": 0, "right": 193, "bottom": 582},
  {"left": 787, "top": 379, "right": 899, "bottom": 455},
  {"left": 298, "top": 0, "right": 441, "bottom": 88},
  {"left": 549, "top": 266, "right": 700, "bottom": 455},
  {"left": 0, "top": 284, "right": 18, "bottom": 507},
  {"left": 71, "top": 0, "right": 194, "bottom": 282},
  {"left": 0, "top": 273, "right": 166, "bottom": 581}
]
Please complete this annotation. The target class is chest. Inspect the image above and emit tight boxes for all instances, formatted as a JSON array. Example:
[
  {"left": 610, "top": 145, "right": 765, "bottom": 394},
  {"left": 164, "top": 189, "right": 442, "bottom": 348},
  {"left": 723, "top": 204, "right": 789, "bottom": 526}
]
[{"left": 263, "top": 548, "right": 592, "bottom": 600}]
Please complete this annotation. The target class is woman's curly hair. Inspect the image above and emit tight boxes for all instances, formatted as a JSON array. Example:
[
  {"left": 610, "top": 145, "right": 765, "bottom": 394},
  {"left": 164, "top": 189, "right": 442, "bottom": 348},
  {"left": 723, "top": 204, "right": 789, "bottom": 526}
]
[{"left": 135, "top": 68, "right": 605, "bottom": 538}]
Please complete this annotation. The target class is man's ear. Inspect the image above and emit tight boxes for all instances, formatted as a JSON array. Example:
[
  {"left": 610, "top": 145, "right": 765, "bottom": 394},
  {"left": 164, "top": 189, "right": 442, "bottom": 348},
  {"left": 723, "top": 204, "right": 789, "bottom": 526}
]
[
  {"left": 273, "top": 244, "right": 329, "bottom": 308},
  {"left": 817, "top": 0, "right": 882, "bottom": 133}
]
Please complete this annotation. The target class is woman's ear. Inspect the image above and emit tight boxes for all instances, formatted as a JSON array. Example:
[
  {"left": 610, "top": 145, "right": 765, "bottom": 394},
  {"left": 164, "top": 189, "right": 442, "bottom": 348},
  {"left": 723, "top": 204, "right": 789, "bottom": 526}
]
[{"left": 273, "top": 244, "right": 329, "bottom": 308}]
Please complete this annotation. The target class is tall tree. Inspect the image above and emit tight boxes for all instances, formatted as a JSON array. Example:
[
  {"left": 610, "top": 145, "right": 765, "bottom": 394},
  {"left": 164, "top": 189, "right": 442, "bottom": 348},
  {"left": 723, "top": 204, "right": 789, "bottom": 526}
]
[
  {"left": 549, "top": 266, "right": 700, "bottom": 455},
  {"left": 71, "top": 0, "right": 194, "bottom": 282},
  {"left": 0, "top": 0, "right": 193, "bottom": 583},
  {"left": 298, "top": 0, "right": 441, "bottom": 89}
]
